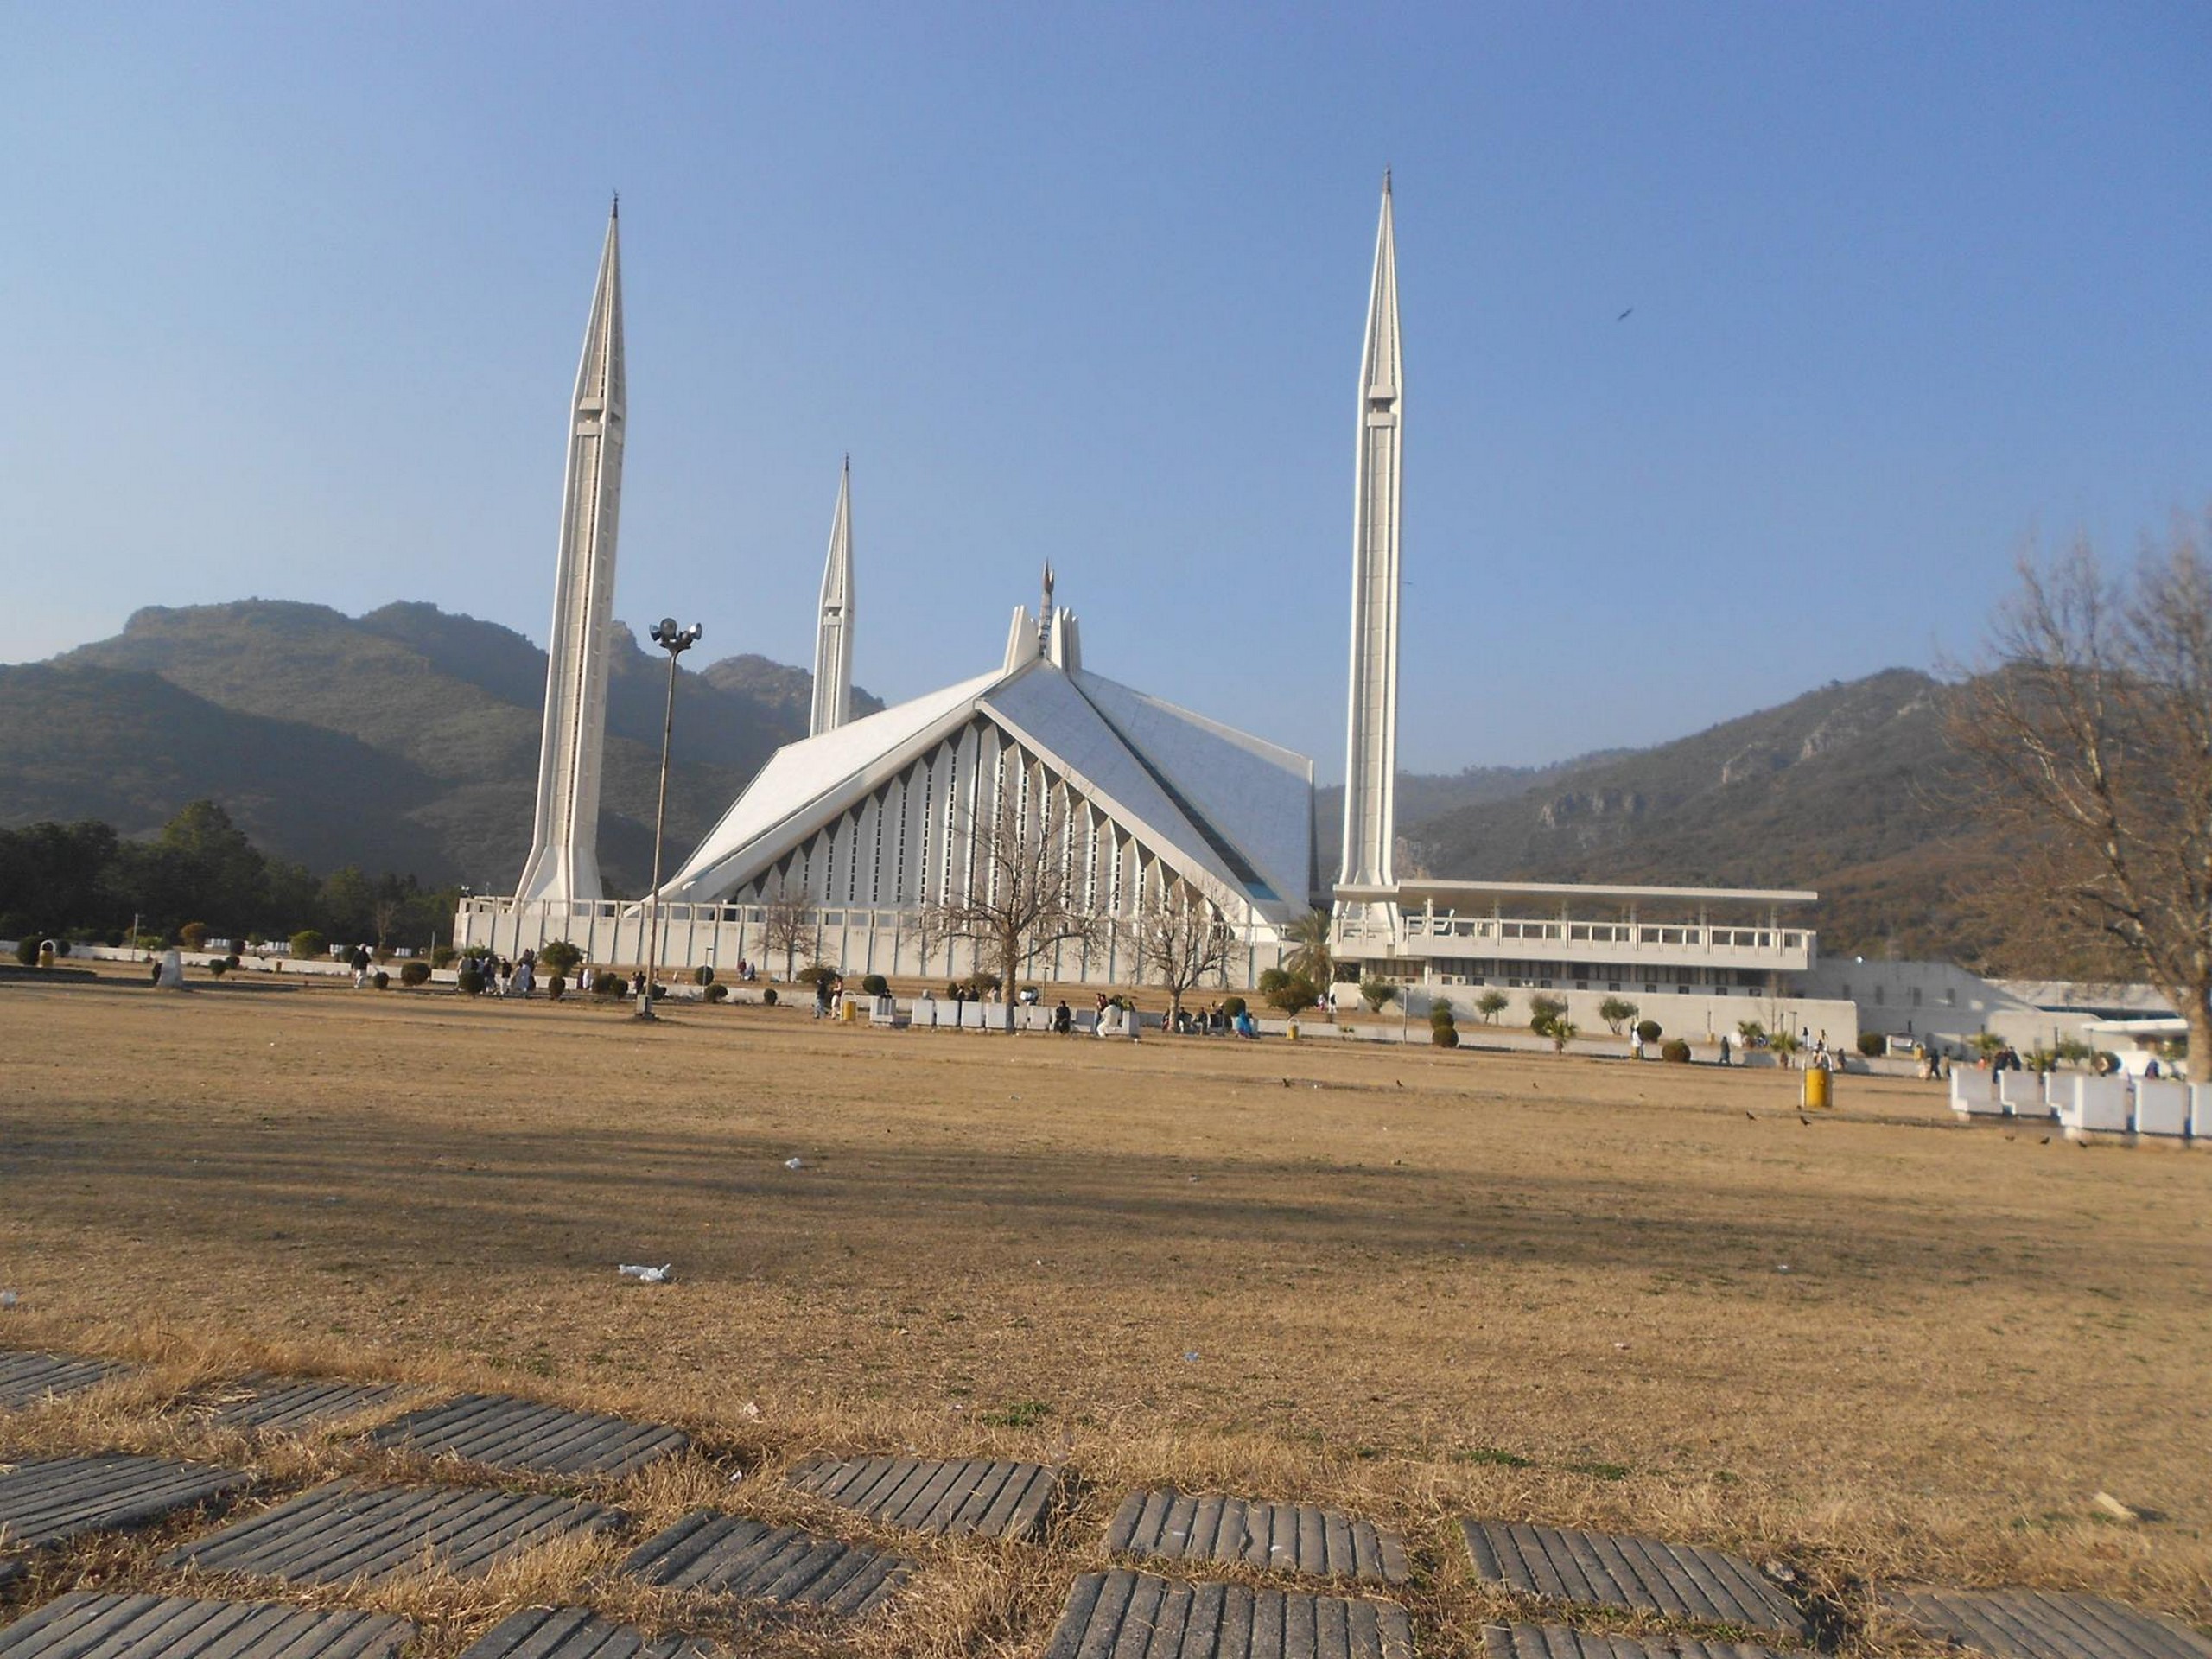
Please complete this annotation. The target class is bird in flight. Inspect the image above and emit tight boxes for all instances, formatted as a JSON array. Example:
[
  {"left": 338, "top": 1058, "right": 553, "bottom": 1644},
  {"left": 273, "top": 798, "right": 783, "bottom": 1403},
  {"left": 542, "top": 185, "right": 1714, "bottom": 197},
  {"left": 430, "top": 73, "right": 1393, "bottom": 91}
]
[{"left": 1618, "top": 307, "right": 1634, "bottom": 321}]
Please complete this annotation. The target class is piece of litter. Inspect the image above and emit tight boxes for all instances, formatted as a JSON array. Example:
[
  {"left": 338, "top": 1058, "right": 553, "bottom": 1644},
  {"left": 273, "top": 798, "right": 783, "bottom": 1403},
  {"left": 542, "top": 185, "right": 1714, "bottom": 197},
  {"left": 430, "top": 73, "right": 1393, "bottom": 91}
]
[
  {"left": 2093, "top": 1491, "right": 2140, "bottom": 1522},
  {"left": 1613, "top": 1342, "right": 1628, "bottom": 1351},
  {"left": 1764, "top": 1560, "right": 1796, "bottom": 1584},
  {"left": 1776, "top": 1263, "right": 1791, "bottom": 1273},
  {"left": 727, "top": 1469, "right": 745, "bottom": 1484},
  {"left": 618, "top": 1262, "right": 673, "bottom": 1283},
  {"left": 1034, "top": 1258, "right": 1043, "bottom": 1266},
  {"left": 740, "top": 1401, "right": 761, "bottom": 1421},
  {"left": 784, "top": 1156, "right": 805, "bottom": 1170},
  {"left": 1183, "top": 1351, "right": 1199, "bottom": 1362},
  {"left": 0, "top": 1290, "right": 17, "bottom": 1310}
]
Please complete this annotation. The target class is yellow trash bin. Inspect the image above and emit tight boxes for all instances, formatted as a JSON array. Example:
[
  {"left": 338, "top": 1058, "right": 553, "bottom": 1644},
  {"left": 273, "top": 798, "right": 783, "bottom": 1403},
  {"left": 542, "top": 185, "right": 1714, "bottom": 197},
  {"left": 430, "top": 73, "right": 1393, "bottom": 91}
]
[
  {"left": 1802, "top": 1066, "right": 1833, "bottom": 1110},
  {"left": 840, "top": 997, "right": 860, "bottom": 1023}
]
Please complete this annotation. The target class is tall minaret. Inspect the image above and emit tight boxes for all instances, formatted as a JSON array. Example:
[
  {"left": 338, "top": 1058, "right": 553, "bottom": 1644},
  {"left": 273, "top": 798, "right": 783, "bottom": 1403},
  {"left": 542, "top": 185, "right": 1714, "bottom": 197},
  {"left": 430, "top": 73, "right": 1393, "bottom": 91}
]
[
  {"left": 1338, "top": 172, "right": 1402, "bottom": 895},
  {"left": 516, "top": 201, "right": 626, "bottom": 903},
  {"left": 810, "top": 457, "right": 855, "bottom": 737}
]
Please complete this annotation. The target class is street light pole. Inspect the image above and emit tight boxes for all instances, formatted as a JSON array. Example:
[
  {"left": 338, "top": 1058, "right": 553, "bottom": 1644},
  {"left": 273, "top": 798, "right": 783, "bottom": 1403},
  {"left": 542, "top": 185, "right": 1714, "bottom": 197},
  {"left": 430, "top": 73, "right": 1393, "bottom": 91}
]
[{"left": 638, "top": 617, "right": 703, "bottom": 1020}]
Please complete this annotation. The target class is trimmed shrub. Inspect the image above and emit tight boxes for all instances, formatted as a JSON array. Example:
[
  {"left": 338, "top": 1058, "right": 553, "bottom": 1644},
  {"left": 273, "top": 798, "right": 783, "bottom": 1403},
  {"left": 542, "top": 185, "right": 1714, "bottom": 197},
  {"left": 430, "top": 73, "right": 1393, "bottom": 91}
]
[
  {"left": 797, "top": 963, "right": 840, "bottom": 987},
  {"left": 399, "top": 961, "right": 431, "bottom": 988},
  {"left": 693, "top": 964, "right": 715, "bottom": 987},
  {"left": 537, "top": 940, "right": 582, "bottom": 976},
  {"left": 13, "top": 937, "right": 38, "bottom": 967},
  {"left": 1661, "top": 1039, "right": 1691, "bottom": 1063},
  {"left": 207, "top": 958, "right": 229, "bottom": 977},
  {"left": 1256, "top": 967, "right": 1290, "bottom": 996},
  {"left": 1432, "top": 1025, "right": 1460, "bottom": 1048},
  {"left": 1263, "top": 974, "right": 1319, "bottom": 1017},
  {"left": 178, "top": 921, "right": 209, "bottom": 950},
  {"left": 430, "top": 944, "right": 458, "bottom": 969},
  {"left": 1429, "top": 1001, "right": 1456, "bottom": 1027},
  {"left": 1634, "top": 1019, "right": 1662, "bottom": 1044},
  {"left": 592, "top": 971, "right": 625, "bottom": 997},
  {"left": 1221, "top": 995, "right": 1246, "bottom": 1020},
  {"left": 547, "top": 976, "right": 566, "bottom": 1001},
  {"left": 224, "top": 953, "right": 241, "bottom": 969},
  {"left": 762, "top": 987, "right": 779, "bottom": 1007},
  {"left": 1528, "top": 994, "right": 1567, "bottom": 1036},
  {"left": 861, "top": 973, "right": 889, "bottom": 996},
  {"left": 454, "top": 966, "right": 483, "bottom": 995},
  {"left": 289, "top": 929, "right": 327, "bottom": 959},
  {"left": 372, "top": 970, "right": 390, "bottom": 990},
  {"left": 705, "top": 982, "right": 729, "bottom": 1003},
  {"left": 1857, "top": 1031, "right": 1886, "bottom": 1058},
  {"left": 961, "top": 970, "right": 1001, "bottom": 996}
]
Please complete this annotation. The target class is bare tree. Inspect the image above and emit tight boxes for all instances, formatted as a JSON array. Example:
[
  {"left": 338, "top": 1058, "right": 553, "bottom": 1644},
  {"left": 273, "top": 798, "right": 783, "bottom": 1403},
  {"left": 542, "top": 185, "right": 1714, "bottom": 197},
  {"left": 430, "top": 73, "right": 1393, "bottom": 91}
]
[
  {"left": 1127, "top": 876, "right": 1239, "bottom": 1023},
  {"left": 920, "top": 767, "right": 1104, "bottom": 1029},
  {"left": 369, "top": 897, "right": 403, "bottom": 956},
  {"left": 1946, "top": 518, "right": 2212, "bottom": 1069},
  {"left": 760, "top": 879, "right": 817, "bottom": 981}
]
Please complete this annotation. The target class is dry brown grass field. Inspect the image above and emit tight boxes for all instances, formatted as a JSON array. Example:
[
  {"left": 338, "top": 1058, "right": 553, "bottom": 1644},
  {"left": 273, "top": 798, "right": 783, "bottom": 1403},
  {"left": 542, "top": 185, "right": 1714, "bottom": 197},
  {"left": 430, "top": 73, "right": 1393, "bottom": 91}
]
[{"left": 2, "top": 971, "right": 2207, "bottom": 1656}]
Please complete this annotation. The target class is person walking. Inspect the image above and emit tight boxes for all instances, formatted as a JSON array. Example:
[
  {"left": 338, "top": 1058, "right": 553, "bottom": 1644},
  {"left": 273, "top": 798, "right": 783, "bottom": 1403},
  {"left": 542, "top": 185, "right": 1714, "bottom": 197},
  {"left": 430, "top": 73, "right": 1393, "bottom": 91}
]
[
  {"left": 1719, "top": 1033, "right": 1732, "bottom": 1066},
  {"left": 349, "top": 942, "right": 372, "bottom": 988}
]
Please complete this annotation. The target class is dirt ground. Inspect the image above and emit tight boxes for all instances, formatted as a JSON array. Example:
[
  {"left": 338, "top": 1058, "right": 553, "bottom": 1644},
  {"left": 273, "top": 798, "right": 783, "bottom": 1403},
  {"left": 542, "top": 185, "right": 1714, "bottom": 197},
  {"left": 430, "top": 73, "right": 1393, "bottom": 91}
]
[{"left": 1, "top": 972, "right": 2207, "bottom": 1656}]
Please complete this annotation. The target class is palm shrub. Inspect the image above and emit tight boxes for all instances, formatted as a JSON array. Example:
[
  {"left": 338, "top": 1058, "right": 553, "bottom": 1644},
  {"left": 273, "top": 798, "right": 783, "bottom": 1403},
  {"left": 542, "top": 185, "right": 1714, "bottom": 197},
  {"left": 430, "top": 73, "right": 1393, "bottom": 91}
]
[{"left": 1548, "top": 1017, "right": 1579, "bottom": 1053}]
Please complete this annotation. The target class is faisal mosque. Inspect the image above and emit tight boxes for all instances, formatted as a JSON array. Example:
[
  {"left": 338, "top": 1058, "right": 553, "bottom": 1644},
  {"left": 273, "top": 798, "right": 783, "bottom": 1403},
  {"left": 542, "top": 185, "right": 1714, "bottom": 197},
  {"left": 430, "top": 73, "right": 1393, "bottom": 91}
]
[{"left": 459, "top": 182, "right": 1825, "bottom": 1020}]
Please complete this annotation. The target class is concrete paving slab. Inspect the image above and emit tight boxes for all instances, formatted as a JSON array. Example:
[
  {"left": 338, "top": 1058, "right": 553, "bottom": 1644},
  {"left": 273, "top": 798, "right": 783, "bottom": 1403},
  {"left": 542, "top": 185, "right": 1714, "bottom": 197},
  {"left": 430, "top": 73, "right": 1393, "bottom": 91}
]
[
  {"left": 0, "top": 1592, "right": 411, "bottom": 1658},
  {"left": 0, "top": 1354, "right": 127, "bottom": 1411},
  {"left": 0, "top": 1456, "right": 246, "bottom": 1551},
  {"left": 1044, "top": 1569, "right": 1414, "bottom": 1659},
  {"left": 368, "top": 1393, "right": 687, "bottom": 1477},
  {"left": 622, "top": 1510, "right": 912, "bottom": 1618},
  {"left": 457, "top": 1606, "right": 723, "bottom": 1659},
  {"left": 1881, "top": 1584, "right": 2212, "bottom": 1659},
  {"left": 792, "top": 1455, "right": 1060, "bottom": 1541},
  {"left": 1107, "top": 1486, "right": 1409, "bottom": 1583},
  {"left": 1482, "top": 1620, "right": 1815, "bottom": 1659},
  {"left": 167, "top": 1478, "right": 620, "bottom": 1586},
  {"left": 204, "top": 1376, "right": 416, "bottom": 1434},
  {"left": 1462, "top": 1520, "right": 1808, "bottom": 1638}
]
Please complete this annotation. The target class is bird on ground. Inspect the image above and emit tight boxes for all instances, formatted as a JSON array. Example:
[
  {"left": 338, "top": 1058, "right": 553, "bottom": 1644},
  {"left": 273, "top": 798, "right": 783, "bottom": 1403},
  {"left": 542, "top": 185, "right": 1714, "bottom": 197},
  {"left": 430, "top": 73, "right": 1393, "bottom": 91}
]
[
  {"left": 1745, "top": 1110, "right": 1757, "bottom": 1121},
  {"left": 1799, "top": 1115, "right": 1812, "bottom": 1127},
  {"left": 2040, "top": 1135, "right": 2051, "bottom": 1145}
]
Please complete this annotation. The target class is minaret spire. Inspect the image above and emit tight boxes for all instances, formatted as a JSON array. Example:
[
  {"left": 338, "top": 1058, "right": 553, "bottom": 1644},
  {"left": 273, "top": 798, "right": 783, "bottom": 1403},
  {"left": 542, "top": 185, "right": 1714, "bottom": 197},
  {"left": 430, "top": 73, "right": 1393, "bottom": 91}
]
[
  {"left": 1338, "top": 172, "right": 1402, "bottom": 897},
  {"left": 517, "top": 203, "right": 626, "bottom": 903},
  {"left": 810, "top": 457, "right": 855, "bottom": 737}
]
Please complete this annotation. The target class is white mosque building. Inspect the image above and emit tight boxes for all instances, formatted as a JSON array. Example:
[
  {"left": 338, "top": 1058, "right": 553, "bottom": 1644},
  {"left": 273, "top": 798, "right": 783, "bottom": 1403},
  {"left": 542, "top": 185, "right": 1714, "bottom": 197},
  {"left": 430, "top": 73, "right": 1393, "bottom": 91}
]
[{"left": 456, "top": 184, "right": 1845, "bottom": 1036}]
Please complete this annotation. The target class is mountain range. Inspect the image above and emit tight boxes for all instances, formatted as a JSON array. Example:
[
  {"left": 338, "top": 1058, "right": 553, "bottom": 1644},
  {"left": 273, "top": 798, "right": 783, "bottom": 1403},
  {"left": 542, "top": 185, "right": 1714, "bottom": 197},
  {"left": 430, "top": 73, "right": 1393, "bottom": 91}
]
[{"left": 1, "top": 601, "right": 2005, "bottom": 963}]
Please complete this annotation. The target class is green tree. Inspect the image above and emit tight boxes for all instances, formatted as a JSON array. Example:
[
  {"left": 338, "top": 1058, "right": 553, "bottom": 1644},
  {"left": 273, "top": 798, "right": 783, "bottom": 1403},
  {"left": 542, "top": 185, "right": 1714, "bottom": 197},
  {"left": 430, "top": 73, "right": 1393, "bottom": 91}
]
[
  {"left": 1596, "top": 996, "right": 1638, "bottom": 1036},
  {"left": 1359, "top": 978, "right": 1397, "bottom": 1013},
  {"left": 1263, "top": 973, "right": 1319, "bottom": 1019},
  {"left": 1476, "top": 989, "right": 1509, "bottom": 1024},
  {"left": 1282, "top": 907, "right": 1336, "bottom": 1007}
]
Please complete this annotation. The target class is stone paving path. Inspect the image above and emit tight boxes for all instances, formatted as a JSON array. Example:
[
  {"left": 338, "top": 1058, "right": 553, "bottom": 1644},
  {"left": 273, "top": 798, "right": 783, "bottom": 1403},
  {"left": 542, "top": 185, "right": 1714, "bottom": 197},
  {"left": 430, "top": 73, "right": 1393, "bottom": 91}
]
[
  {"left": 0, "top": 1592, "right": 412, "bottom": 1659},
  {"left": 205, "top": 1377, "right": 414, "bottom": 1434},
  {"left": 1046, "top": 1568, "right": 1415, "bottom": 1659},
  {"left": 792, "top": 1454, "right": 1061, "bottom": 1541},
  {"left": 0, "top": 1355, "right": 126, "bottom": 1412},
  {"left": 168, "top": 1478, "right": 620, "bottom": 1586},
  {"left": 1484, "top": 1620, "right": 1813, "bottom": 1659},
  {"left": 1463, "top": 1519, "right": 1810, "bottom": 1638},
  {"left": 622, "top": 1510, "right": 912, "bottom": 1618},
  {"left": 456, "top": 1607, "right": 719, "bottom": 1659},
  {"left": 1108, "top": 1487, "right": 1410, "bottom": 1584},
  {"left": 0, "top": 1456, "right": 245, "bottom": 1551},
  {"left": 1881, "top": 1586, "right": 2212, "bottom": 1659},
  {"left": 368, "top": 1393, "right": 688, "bottom": 1477},
  {"left": 6, "top": 1351, "right": 2212, "bottom": 1659}
]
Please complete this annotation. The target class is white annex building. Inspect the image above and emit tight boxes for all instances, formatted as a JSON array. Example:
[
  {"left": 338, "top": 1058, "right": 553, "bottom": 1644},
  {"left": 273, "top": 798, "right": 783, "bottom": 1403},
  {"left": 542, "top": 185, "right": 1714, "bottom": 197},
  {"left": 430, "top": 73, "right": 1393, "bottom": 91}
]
[{"left": 457, "top": 183, "right": 1856, "bottom": 1037}]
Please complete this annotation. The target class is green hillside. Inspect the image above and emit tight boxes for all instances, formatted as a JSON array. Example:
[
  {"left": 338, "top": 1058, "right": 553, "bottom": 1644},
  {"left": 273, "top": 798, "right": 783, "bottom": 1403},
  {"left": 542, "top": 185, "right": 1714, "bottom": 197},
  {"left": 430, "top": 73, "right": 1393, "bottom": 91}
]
[{"left": 10, "top": 601, "right": 877, "bottom": 892}]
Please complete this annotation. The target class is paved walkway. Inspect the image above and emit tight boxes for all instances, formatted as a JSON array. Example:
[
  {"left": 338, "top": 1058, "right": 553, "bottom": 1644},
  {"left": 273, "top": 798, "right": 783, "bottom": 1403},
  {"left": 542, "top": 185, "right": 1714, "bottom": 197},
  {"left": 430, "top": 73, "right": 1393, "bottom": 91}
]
[{"left": 3, "top": 1352, "right": 2207, "bottom": 1659}]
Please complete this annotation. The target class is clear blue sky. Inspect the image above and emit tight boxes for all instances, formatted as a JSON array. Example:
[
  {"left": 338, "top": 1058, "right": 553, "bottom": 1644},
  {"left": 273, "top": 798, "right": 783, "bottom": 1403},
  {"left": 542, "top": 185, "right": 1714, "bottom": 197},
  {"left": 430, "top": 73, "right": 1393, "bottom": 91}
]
[{"left": 7, "top": 3, "right": 2208, "bottom": 773}]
